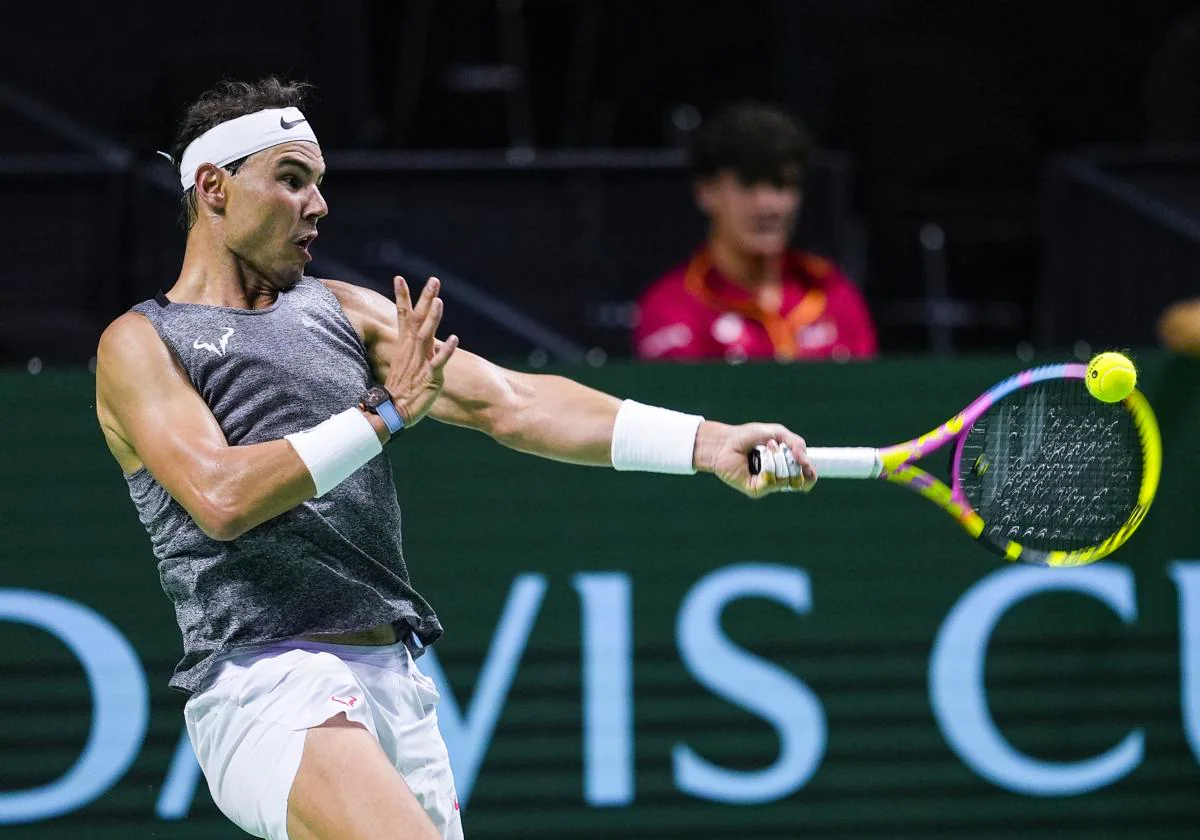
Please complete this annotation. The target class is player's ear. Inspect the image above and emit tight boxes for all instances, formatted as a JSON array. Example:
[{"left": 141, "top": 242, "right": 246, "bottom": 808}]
[{"left": 194, "top": 163, "right": 227, "bottom": 213}]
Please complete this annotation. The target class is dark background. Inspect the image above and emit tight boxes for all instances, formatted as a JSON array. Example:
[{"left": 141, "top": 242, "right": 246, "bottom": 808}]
[{"left": 3, "top": 0, "right": 1200, "bottom": 364}]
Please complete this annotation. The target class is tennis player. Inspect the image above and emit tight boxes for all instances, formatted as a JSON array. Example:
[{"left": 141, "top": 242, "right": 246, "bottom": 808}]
[{"left": 94, "top": 78, "right": 815, "bottom": 840}]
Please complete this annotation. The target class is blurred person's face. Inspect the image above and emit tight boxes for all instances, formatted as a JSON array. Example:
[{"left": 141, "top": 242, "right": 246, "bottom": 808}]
[
  {"left": 696, "top": 169, "right": 801, "bottom": 258},
  {"left": 205, "top": 141, "right": 328, "bottom": 290}
]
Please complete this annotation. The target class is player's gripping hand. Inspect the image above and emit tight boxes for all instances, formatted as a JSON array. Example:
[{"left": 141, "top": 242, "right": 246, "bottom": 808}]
[
  {"left": 694, "top": 422, "right": 817, "bottom": 498},
  {"left": 385, "top": 276, "right": 459, "bottom": 427}
]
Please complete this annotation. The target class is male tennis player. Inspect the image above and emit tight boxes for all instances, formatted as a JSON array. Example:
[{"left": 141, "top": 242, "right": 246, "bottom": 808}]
[{"left": 95, "top": 78, "right": 815, "bottom": 840}]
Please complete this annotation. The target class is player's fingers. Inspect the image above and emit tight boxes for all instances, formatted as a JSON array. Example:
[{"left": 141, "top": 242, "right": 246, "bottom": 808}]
[
  {"left": 749, "top": 472, "right": 771, "bottom": 498},
  {"left": 414, "top": 276, "right": 441, "bottom": 321},
  {"left": 393, "top": 276, "right": 412, "bottom": 319},
  {"left": 771, "top": 445, "right": 790, "bottom": 485},
  {"left": 783, "top": 445, "right": 800, "bottom": 480},
  {"left": 749, "top": 441, "right": 780, "bottom": 476},
  {"left": 746, "top": 426, "right": 793, "bottom": 455},
  {"left": 781, "top": 445, "right": 813, "bottom": 493},
  {"left": 759, "top": 424, "right": 801, "bottom": 451},
  {"left": 430, "top": 334, "right": 458, "bottom": 369},
  {"left": 758, "top": 435, "right": 781, "bottom": 468},
  {"left": 784, "top": 446, "right": 800, "bottom": 476},
  {"left": 416, "top": 297, "right": 444, "bottom": 343},
  {"left": 746, "top": 447, "right": 773, "bottom": 496},
  {"left": 773, "top": 446, "right": 798, "bottom": 493},
  {"left": 776, "top": 430, "right": 816, "bottom": 487},
  {"left": 749, "top": 442, "right": 787, "bottom": 492}
]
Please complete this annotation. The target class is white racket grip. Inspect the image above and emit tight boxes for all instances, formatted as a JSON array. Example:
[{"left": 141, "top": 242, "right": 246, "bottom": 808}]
[{"left": 807, "top": 447, "right": 882, "bottom": 479}]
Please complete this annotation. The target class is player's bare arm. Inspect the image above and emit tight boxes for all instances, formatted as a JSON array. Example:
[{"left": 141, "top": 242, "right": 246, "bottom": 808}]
[
  {"left": 95, "top": 278, "right": 454, "bottom": 541},
  {"left": 323, "top": 277, "right": 816, "bottom": 496}
]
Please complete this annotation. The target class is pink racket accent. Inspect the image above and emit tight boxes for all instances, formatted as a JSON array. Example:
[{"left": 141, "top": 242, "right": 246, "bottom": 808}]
[
  {"left": 877, "top": 363, "right": 1086, "bottom": 491},
  {"left": 948, "top": 364, "right": 1085, "bottom": 504}
]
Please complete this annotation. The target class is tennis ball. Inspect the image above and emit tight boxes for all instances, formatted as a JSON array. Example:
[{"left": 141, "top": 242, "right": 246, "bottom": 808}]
[{"left": 1086, "top": 352, "right": 1137, "bottom": 403}]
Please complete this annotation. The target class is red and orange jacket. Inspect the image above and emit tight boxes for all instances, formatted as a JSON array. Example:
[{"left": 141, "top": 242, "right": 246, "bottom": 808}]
[{"left": 635, "top": 249, "right": 878, "bottom": 361}]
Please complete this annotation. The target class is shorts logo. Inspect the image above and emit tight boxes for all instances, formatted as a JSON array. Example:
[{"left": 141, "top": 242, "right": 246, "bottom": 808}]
[
  {"left": 193, "top": 327, "right": 235, "bottom": 357},
  {"left": 330, "top": 695, "right": 359, "bottom": 708}
]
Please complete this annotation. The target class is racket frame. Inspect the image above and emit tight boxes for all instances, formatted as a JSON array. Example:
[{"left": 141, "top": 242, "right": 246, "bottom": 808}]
[{"left": 804, "top": 363, "right": 1162, "bottom": 566}]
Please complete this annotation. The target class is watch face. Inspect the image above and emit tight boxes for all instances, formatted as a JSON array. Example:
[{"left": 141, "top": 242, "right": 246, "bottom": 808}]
[{"left": 363, "top": 386, "right": 391, "bottom": 408}]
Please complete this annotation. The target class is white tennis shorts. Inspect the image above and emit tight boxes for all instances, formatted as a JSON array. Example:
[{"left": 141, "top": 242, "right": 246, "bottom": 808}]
[{"left": 184, "top": 638, "right": 463, "bottom": 840}]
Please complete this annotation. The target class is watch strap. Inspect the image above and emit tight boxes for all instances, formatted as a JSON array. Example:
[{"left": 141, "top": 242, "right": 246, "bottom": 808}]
[{"left": 374, "top": 398, "right": 406, "bottom": 435}]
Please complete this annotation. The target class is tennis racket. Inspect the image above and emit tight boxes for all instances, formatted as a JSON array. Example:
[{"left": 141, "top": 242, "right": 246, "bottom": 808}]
[{"left": 750, "top": 363, "right": 1162, "bottom": 566}]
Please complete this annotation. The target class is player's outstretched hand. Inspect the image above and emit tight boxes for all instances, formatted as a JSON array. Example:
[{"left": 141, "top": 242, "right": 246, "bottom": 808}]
[
  {"left": 695, "top": 422, "right": 817, "bottom": 498},
  {"left": 385, "top": 276, "right": 458, "bottom": 427}
]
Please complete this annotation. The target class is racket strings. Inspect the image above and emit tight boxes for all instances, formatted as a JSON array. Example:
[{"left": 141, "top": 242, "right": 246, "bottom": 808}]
[{"left": 958, "top": 379, "right": 1142, "bottom": 551}]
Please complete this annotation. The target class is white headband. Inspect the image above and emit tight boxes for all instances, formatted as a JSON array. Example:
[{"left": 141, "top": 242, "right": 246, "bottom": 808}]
[{"left": 177, "top": 107, "right": 319, "bottom": 192}]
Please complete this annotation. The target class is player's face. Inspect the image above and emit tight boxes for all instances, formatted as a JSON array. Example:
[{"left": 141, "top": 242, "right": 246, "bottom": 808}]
[
  {"left": 221, "top": 142, "right": 328, "bottom": 288},
  {"left": 698, "top": 170, "right": 802, "bottom": 258}
]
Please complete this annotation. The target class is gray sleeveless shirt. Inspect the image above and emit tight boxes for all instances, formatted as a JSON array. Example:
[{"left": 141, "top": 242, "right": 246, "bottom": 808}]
[{"left": 125, "top": 277, "right": 441, "bottom": 693}]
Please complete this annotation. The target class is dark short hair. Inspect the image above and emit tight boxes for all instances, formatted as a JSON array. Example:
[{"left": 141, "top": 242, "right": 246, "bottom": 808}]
[
  {"left": 170, "top": 77, "right": 313, "bottom": 229},
  {"left": 690, "top": 101, "right": 813, "bottom": 187}
]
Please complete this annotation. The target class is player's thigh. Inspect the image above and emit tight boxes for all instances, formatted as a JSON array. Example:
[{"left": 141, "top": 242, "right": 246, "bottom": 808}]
[{"left": 287, "top": 713, "right": 441, "bottom": 840}]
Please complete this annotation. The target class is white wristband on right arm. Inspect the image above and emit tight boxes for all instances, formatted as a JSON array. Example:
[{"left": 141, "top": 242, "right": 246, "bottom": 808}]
[
  {"left": 285, "top": 407, "right": 383, "bottom": 497},
  {"left": 610, "top": 400, "right": 704, "bottom": 474}
]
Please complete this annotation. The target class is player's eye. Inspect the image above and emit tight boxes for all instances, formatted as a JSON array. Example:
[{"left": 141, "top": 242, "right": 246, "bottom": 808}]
[{"left": 282, "top": 174, "right": 302, "bottom": 189}]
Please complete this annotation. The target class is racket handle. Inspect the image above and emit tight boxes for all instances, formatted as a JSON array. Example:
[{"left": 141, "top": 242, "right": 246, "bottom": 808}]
[{"left": 749, "top": 446, "right": 882, "bottom": 479}]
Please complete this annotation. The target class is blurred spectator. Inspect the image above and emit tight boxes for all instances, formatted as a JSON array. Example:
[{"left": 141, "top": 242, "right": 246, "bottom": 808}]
[
  {"left": 634, "top": 101, "right": 877, "bottom": 362},
  {"left": 1158, "top": 298, "right": 1200, "bottom": 355}
]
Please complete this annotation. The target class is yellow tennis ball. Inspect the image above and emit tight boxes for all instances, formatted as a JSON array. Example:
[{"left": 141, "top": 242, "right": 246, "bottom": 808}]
[{"left": 1086, "top": 352, "right": 1137, "bottom": 403}]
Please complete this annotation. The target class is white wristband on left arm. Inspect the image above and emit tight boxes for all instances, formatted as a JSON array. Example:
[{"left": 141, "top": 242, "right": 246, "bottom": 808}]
[{"left": 610, "top": 400, "right": 704, "bottom": 474}]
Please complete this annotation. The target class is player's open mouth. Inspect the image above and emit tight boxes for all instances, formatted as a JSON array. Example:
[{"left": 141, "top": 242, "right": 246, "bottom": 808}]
[{"left": 295, "top": 233, "right": 318, "bottom": 260}]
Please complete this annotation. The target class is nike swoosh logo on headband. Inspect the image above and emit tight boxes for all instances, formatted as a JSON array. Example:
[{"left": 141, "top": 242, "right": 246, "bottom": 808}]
[{"left": 280, "top": 116, "right": 307, "bottom": 130}]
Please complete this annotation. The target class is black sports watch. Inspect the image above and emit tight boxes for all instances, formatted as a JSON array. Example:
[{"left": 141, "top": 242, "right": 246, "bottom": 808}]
[{"left": 360, "top": 386, "right": 406, "bottom": 436}]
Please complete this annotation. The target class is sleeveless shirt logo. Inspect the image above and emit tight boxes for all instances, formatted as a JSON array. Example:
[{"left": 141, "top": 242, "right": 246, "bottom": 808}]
[{"left": 193, "top": 327, "right": 235, "bottom": 357}]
